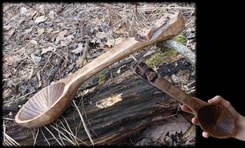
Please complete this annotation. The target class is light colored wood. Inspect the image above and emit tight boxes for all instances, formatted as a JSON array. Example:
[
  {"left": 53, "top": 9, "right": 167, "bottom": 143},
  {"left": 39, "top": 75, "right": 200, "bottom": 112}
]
[{"left": 15, "top": 11, "right": 185, "bottom": 128}]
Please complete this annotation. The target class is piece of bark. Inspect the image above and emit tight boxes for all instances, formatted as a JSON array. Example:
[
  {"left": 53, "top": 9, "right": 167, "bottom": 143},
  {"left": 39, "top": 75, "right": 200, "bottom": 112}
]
[{"left": 135, "top": 114, "right": 195, "bottom": 146}]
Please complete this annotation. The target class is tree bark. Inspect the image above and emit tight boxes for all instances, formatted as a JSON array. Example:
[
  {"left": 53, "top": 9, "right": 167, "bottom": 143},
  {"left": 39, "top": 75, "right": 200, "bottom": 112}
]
[
  {"left": 4, "top": 67, "right": 181, "bottom": 146},
  {"left": 4, "top": 44, "right": 195, "bottom": 146}
]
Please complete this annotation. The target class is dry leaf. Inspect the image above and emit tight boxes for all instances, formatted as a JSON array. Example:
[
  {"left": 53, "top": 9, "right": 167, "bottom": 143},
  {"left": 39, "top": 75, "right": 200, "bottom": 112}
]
[
  {"left": 35, "top": 15, "right": 47, "bottom": 24},
  {"left": 105, "top": 37, "right": 124, "bottom": 47},
  {"left": 41, "top": 46, "right": 53, "bottom": 55},
  {"left": 37, "top": 28, "right": 45, "bottom": 36},
  {"left": 136, "top": 115, "right": 194, "bottom": 146},
  {"left": 114, "top": 27, "right": 125, "bottom": 35},
  {"left": 60, "top": 41, "right": 67, "bottom": 47},
  {"left": 64, "top": 35, "right": 74, "bottom": 41},
  {"left": 96, "top": 43, "right": 110, "bottom": 50},
  {"left": 60, "top": 35, "right": 74, "bottom": 47},
  {"left": 3, "top": 55, "right": 19, "bottom": 65},
  {"left": 58, "top": 30, "right": 68, "bottom": 39},
  {"left": 17, "top": 18, "right": 25, "bottom": 26},
  {"left": 75, "top": 56, "right": 85, "bottom": 67},
  {"left": 14, "top": 47, "right": 26, "bottom": 55},
  {"left": 24, "top": 28, "right": 33, "bottom": 34},
  {"left": 57, "top": 22, "right": 64, "bottom": 27},
  {"left": 144, "top": 6, "right": 156, "bottom": 14},
  {"left": 31, "top": 54, "right": 41, "bottom": 64},
  {"left": 71, "top": 43, "right": 85, "bottom": 54},
  {"left": 37, "top": 70, "right": 42, "bottom": 88},
  {"left": 46, "top": 28, "right": 53, "bottom": 33},
  {"left": 7, "top": 28, "right": 15, "bottom": 39},
  {"left": 30, "top": 10, "right": 38, "bottom": 19},
  {"left": 28, "top": 66, "right": 34, "bottom": 80},
  {"left": 3, "top": 88, "right": 12, "bottom": 99},
  {"left": 48, "top": 10, "right": 55, "bottom": 19},
  {"left": 20, "top": 7, "right": 28, "bottom": 15},
  {"left": 91, "top": 17, "right": 100, "bottom": 25},
  {"left": 3, "top": 73, "right": 11, "bottom": 78},
  {"left": 3, "top": 25, "right": 12, "bottom": 31},
  {"left": 96, "top": 32, "right": 107, "bottom": 39},
  {"left": 30, "top": 40, "right": 37, "bottom": 45},
  {"left": 90, "top": 38, "right": 102, "bottom": 44}
]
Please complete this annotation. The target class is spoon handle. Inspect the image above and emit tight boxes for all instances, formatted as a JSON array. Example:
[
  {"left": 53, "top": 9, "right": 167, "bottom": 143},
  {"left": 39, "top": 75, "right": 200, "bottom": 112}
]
[
  {"left": 63, "top": 11, "right": 185, "bottom": 91},
  {"left": 131, "top": 61, "right": 208, "bottom": 114}
]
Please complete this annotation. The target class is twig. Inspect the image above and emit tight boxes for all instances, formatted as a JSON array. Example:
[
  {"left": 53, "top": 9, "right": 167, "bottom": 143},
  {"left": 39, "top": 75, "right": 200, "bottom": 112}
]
[
  {"left": 58, "top": 118, "right": 76, "bottom": 143},
  {"left": 72, "top": 100, "right": 94, "bottom": 146},
  {"left": 44, "top": 126, "right": 63, "bottom": 145},
  {"left": 50, "top": 124, "right": 75, "bottom": 145},
  {"left": 3, "top": 121, "right": 20, "bottom": 146},
  {"left": 103, "top": 3, "right": 123, "bottom": 18},
  {"left": 31, "top": 128, "right": 39, "bottom": 145},
  {"left": 80, "top": 39, "right": 89, "bottom": 67},
  {"left": 41, "top": 51, "right": 54, "bottom": 71},
  {"left": 79, "top": 97, "right": 98, "bottom": 137},
  {"left": 40, "top": 128, "right": 50, "bottom": 146},
  {"left": 163, "top": 40, "right": 195, "bottom": 65},
  {"left": 2, "top": 117, "right": 15, "bottom": 121},
  {"left": 17, "top": 90, "right": 36, "bottom": 102}
]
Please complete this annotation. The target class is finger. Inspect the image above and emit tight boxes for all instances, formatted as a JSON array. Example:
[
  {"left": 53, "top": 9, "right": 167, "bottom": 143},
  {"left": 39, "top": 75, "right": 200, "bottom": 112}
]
[
  {"left": 180, "top": 105, "right": 193, "bottom": 113},
  {"left": 191, "top": 117, "right": 199, "bottom": 125},
  {"left": 202, "top": 131, "right": 210, "bottom": 138},
  {"left": 208, "top": 95, "right": 232, "bottom": 109},
  {"left": 207, "top": 95, "right": 223, "bottom": 104},
  {"left": 208, "top": 95, "right": 240, "bottom": 120}
]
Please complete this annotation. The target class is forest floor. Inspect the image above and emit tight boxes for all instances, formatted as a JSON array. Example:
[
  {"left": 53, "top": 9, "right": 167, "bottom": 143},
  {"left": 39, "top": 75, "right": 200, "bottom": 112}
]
[{"left": 2, "top": 2, "right": 196, "bottom": 146}]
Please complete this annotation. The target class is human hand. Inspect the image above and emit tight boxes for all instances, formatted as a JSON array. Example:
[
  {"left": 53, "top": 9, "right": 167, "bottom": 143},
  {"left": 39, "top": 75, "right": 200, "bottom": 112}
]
[{"left": 181, "top": 95, "right": 245, "bottom": 141}]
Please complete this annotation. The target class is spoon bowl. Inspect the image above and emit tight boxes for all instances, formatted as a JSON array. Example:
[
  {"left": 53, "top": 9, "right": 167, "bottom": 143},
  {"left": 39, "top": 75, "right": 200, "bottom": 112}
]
[
  {"left": 131, "top": 61, "right": 239, "bottom": 138},
  {"left": 15, "top": 79, "right": 83, "bottom": 128},
  {"left": 15, "top": 82, "right": 67, "bottom": 128},
  {"left": 198, "top": 104, "right": 237, "bottom": 138}
]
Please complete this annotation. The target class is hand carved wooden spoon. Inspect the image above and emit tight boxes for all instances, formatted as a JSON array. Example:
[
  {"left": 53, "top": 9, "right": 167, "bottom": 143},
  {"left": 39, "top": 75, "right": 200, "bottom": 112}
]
[
  {"left": 15, "top": 11, "right": 185, "bottom": 128},
  {"left": 131, "top": 61, "right": 239, "bottom": 139}
]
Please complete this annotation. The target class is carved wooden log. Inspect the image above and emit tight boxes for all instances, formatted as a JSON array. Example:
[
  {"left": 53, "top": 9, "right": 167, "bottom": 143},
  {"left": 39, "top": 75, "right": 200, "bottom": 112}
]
[{"left": 4, "top": 68, "right": 180, "bottom": 146}]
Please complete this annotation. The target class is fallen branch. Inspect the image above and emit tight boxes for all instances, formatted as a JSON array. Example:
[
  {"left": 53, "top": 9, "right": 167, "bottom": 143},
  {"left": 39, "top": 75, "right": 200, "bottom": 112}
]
[{"left": 163, "top": 39, "right": 195, "bottom": 65}]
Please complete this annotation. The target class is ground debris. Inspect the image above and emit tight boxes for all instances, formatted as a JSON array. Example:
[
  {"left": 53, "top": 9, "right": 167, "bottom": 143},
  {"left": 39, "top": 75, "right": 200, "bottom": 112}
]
[{"left": 2, "top": 2, "right": 195, "bottom": 146}]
